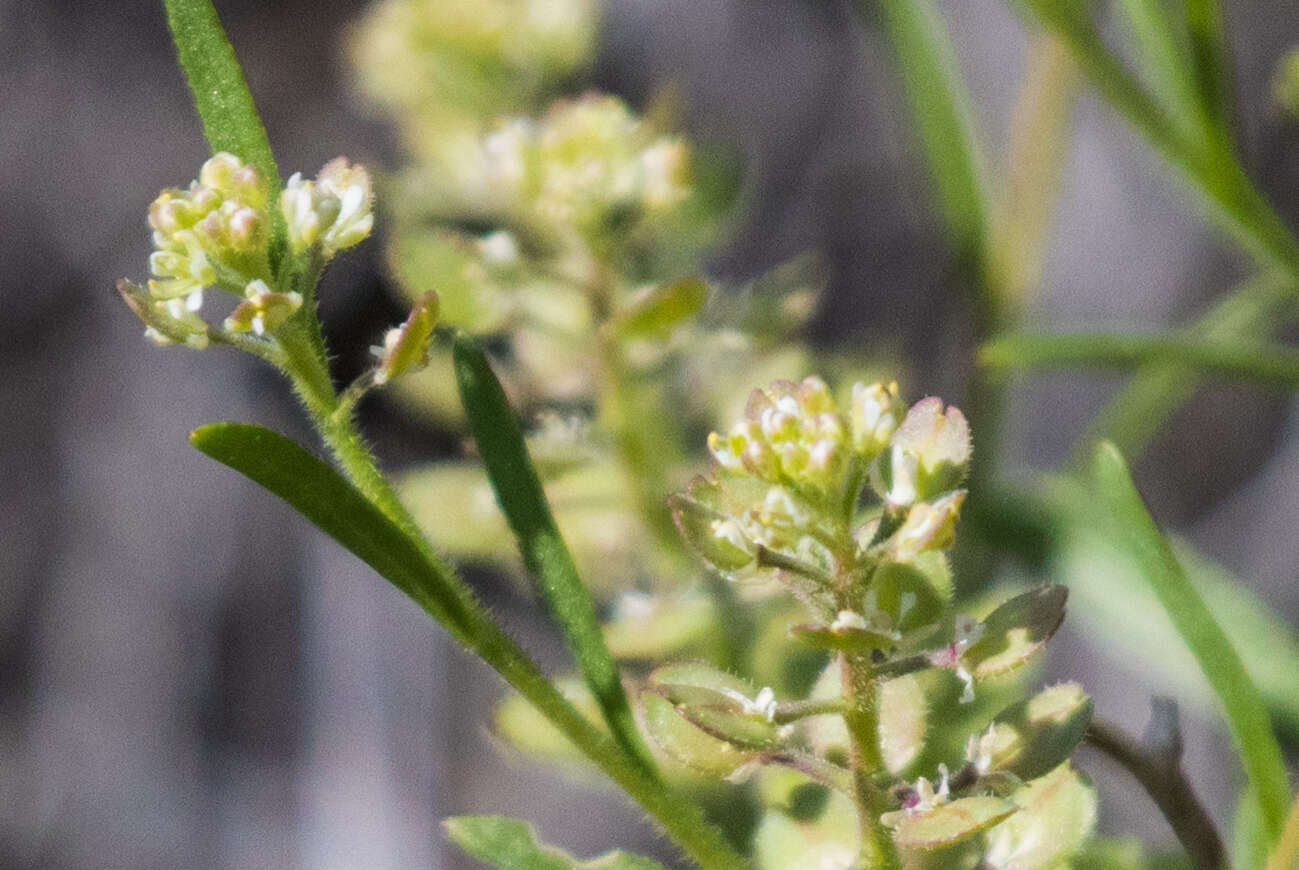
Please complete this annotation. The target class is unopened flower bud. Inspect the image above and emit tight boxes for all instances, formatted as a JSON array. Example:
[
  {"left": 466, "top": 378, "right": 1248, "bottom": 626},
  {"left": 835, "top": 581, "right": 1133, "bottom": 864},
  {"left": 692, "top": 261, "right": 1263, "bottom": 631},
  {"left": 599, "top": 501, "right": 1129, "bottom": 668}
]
[
  {"left": 892, "top": 490, "right": 966, "bottom": 560},
  {"left": 850, "top": 381, "right": 903, "bottom": 457},
  {"left": 890, "top": 397, "right": 971, "bottom": 498},
  {"left": 223, "top": 280, "right": 303, "bottom": 336},
  {"left": 372, "top": 291, "right": 439, "bottom": 385}
]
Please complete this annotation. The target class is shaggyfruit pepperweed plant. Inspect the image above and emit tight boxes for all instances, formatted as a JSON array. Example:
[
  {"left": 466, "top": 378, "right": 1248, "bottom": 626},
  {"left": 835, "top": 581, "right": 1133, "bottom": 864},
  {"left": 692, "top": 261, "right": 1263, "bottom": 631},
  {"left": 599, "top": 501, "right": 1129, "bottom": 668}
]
[{"left": 121, "top": 0, "right": 1299, "bottom": 869}]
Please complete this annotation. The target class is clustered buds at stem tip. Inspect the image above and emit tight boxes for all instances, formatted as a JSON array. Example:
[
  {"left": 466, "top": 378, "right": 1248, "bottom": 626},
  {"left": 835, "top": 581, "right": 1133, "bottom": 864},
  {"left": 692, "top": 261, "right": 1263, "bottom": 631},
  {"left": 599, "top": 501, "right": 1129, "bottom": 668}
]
[{"left": 122, "top": 152, "right": 375, "bottom": 350}]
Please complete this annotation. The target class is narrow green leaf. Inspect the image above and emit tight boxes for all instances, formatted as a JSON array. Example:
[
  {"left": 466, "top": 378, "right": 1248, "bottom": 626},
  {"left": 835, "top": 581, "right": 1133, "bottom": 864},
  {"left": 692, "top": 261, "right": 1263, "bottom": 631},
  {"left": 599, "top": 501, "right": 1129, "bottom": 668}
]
[
  {"left": 979, "top": 330, "right": 1299, "bottom": 390},
  {"left": 163, "top": 0, "right": 287, "bottom": 264},
  {"left": 613, "top": 276, "right": 708, "bottom": 340},
  {"left": 444, "top": 816, "right": 668, "bottom": 870},
  {"left": 452, "top": 333, "right": 653, "bottom": 773},
  {"left": 1047, "top": 475, "right": 1299, "bottom": 736},
  {"left": 1185, "top": 0, "right": 1233, "bottom": 134},
  {"left": 191, "top": 423, "right": 749, "bottom": 870},
  {"left": 1015, "top": 0, "right": 1299, "bottom": 282},
  {"left": 1091, "top": 442, "right": 1291, "bottom": 844},
  {"left": 1113, "top": 0, "right": 1200, "bottom": 131},
  {"left": 872, "top": 0, "right": 991, "bottom": 272},
  {"left": 1075, "top": 272, "right": 1295, "bottom": 461},
  {"left": 191, "top": 422, "right": 483, "bottom": 640}
]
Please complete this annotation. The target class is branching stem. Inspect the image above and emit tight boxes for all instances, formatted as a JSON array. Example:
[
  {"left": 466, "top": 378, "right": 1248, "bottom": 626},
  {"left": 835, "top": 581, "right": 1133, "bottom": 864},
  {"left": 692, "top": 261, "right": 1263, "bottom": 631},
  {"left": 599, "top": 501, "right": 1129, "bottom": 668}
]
[{"left": 1085, "top": 718, "right": 1227, "bottom": 870}]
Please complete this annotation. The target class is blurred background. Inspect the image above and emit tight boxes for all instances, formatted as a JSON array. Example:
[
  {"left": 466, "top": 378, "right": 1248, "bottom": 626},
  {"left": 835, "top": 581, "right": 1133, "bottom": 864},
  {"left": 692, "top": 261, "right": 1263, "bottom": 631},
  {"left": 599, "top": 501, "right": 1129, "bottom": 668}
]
[{"left": 3, "top": 0, "right": 1299, "bottom": 867}]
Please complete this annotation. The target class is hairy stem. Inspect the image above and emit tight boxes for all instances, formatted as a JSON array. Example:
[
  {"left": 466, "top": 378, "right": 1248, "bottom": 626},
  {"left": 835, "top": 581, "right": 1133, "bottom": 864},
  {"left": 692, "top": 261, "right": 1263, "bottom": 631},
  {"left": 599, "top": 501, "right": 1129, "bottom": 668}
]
[
  {"left": 841, "top": 650, "right": 901, "bottom": 869},
  {"left": 272, "top": 322, "right": 747, "bottom": 870}
]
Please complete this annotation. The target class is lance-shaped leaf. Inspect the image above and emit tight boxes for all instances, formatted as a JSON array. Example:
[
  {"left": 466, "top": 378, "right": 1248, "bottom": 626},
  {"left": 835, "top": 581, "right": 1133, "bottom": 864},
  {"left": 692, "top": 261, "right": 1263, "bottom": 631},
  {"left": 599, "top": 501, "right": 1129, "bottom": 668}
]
[
  {"left": 980, "top": 764, "right": 1097, "bottom": 870},
  {"left": 647, "top": 662, "right": 784, "bottom": 751},
  {"left": 962, "top": 586, "right": 1068, "bottom": 679},
  {"left": 886, "top": 796, "right": 1018, "bottom": 850},
  {"left": 444, "top": 815, "right": 668, "bottom": 870},
  {"left": 612, "top": 276, "right": 707, "bottom": 339},
  {"left": 1092, "top": 442, "right": 1291, "bottom": 845},
  {"left": 983, "top": 683, "right": 1093, "bottom": 782},
  {"left": 453, "top": 334, "right": 651, "bottom": 772}
]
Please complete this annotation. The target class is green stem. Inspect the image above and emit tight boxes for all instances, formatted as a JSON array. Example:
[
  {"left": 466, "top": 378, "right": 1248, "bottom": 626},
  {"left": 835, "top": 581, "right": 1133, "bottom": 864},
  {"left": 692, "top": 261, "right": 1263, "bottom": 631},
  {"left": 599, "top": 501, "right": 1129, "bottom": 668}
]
[
  {"left": 979, "top": 330, "right": 1299, "bottom": 390},
  {"left": 271, "top": 325, "right": 747, "bottom": 870},
  {"left": 840, "top": 651, "right": 901, "bottom": 870},
  {"left": 277, "top": 322, "right": 424, "bottom": 544},
  {"left": 1073, "top": 272, "right": 1295, "bottom": 462}
]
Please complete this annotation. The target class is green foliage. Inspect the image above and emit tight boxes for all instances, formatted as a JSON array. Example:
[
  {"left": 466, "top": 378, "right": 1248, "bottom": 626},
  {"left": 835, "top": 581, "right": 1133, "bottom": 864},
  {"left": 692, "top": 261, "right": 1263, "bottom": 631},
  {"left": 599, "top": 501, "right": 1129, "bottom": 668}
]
[
  {"left": 980, "top": 330, "right": 1299, "bottom": 391},
  {"left": 869, "top": 0, "right": 990, "bottom": 274},
  {"left": 123, "top": 0, "right": 1299, "bottom": 868},
  {"left": 453, "top": 333, "right": 652, "bottom": 771},
  {"left": 444, "top": 816, "right": 667, "bottom": 870},
  {"left": 1091, "top": 443, "right": 1291, "bottom": 846}
]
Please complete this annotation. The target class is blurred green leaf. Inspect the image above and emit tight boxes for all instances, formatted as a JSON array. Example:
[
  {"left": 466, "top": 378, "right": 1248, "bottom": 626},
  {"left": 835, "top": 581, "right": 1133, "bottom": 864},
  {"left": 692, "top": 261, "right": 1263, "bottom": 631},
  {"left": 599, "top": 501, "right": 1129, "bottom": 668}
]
[
  {"left": 980, "top": 330, "right": 1299, "bottom": 390},
  {"left": 163, "top": 0, "right": 285, "bottom": 263},
  {"left": 1049, "top": 480, "right": 1299, "bottom": 736},
  {"left": 878, "top": 674, "right": 928, "bottom": 776},
  {"left": 1090, "top": 443, "right": 1291, "bottom": 846},
  {"left": 1113, "top": 0, "right": 1200, "bottom": 131},
  {"left": 612, "top": 276, "right": 707, "bottom": 340},
  {"left": 1185, "top": 0, "right": 1233, "bottom": 134},
  {"left": 444, "top": 816, "right": 667, "bottom": 870},
  {"left": 1015, "top": 0, "right": 1299, "bottom": 281},
  {"left": 981, "top": 764, "right": 1096, "bottom": 869},
  {"left": 753, "top": 787, "right": 861, "bottom": 870},
  {"left": 1267, "top": 794, "right": 1299, "bottom": 870},
  {"left": 493, "top": 677, "right": 605, "bottom": 768},
  {"left": 871, "top": 0, "right": 990, "bottom": 272},
  {"left": 1075, "top": 272, "right": 1295, "bottom": 462},
  {"left": 603, "top": 590, "right": 720, "bottom": 661},
  {"left": 453, "top": 334, "right": 651, "bottom": 772}
]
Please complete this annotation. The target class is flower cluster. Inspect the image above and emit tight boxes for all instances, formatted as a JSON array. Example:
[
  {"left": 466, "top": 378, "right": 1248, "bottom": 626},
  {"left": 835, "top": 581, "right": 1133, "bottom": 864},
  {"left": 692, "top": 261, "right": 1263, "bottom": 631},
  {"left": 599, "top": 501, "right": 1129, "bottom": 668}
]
[
  {"left": 652, "top": 376, "right": 1089, "bottom": 867},
  {"left": 123, "top": 153, "right": 373, "bottom": 348},
  {"left": 350, "top": 0, "right": 594, "bottom": 151},
  {"left": 457, "top": 95, "right": 691, "bottom": 242},
  {"left": 282, "top": 158, "right": 374, "bottom": 256},
  {"left": 707, "top": 376, "right": 905, "bottom": 501},
  {"left": 689, "top": 376, "right": 970, "bottom": 581}
]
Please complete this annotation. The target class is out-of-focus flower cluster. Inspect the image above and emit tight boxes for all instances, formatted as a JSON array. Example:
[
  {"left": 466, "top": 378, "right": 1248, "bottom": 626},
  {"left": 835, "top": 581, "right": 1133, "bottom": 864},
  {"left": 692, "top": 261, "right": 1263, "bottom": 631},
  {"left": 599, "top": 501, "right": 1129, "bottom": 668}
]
[
  {"left": 349, "top": 0, "right": 594, "bottom": 162},
  {"left": 444, "top": 95, "right": 692, "bottom": 246},
  {"left": 121, "top": 152, "right": 373, "bottom": 349}
]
